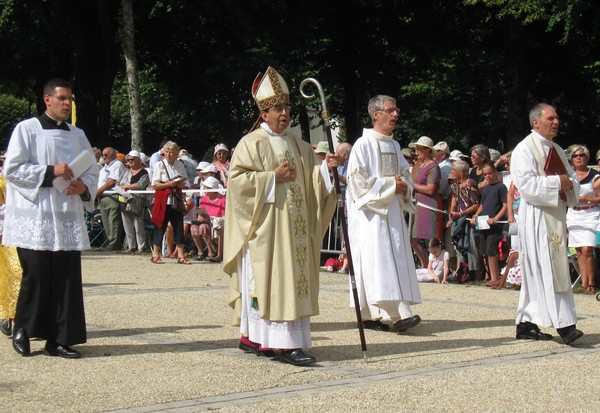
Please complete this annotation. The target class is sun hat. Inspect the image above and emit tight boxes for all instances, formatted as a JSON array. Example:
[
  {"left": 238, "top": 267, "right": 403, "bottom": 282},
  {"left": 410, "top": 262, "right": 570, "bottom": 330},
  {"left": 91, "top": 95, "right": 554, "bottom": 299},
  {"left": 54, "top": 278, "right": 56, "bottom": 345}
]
[
  {"left": 127, "top": 150, "right": 141, "bottom": 159},
  {"left": 449, "top": 150, "right": 469, "bottom": 162},
  {"left": 433, "top": 141, "right": 450, "bottom": 154},
  {"left": 202, "top": 176, "right": 220, "bottom": 189},
  {"left": 314, "top": 141, "right": 330, "bottom": 154},
  {"left": 214, "top": 144, "right": 228, "bottom": 155},
  {"left": 196, "top": 161, "right": 210, "bottom": 171},
  {"left": 408, "top": 136, "right": 436, "bottom": 155},
  {"left": 201, "top": 164, "right": 219, "bottom": 174},
  {"left": 489, "top": 149, "right": 501, "bottom": 163}
]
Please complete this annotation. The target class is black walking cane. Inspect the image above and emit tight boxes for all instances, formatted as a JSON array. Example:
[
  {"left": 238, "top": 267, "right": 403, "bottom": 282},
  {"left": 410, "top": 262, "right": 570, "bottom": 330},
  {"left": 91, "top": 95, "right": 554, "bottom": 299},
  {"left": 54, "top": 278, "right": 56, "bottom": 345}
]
[{"left": 299, "top": 78, "right": 367, "bottom": 361}]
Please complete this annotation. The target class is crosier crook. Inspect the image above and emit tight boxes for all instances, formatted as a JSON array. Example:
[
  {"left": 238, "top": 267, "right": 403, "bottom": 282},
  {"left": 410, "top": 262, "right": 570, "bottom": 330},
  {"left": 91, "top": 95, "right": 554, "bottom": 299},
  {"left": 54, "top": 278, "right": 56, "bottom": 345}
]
[{"left": 300, "top": 77, "right": 368, "bottom": 361}]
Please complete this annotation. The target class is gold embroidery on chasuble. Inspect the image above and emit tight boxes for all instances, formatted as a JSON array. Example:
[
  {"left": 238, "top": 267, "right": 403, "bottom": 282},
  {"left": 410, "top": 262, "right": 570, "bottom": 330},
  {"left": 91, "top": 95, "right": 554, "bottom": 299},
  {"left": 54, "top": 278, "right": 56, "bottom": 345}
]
[{"left": 278, "top": 145, "right": 310, "bottom": 299}]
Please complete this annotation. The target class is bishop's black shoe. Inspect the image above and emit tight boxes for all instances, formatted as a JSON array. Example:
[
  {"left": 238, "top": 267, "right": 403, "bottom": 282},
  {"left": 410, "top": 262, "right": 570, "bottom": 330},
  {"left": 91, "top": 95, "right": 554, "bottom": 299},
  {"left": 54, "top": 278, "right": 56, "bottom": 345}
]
[
  {"left": 44, "top": 341, "right": 82, "bottom": 359},
  {"left": 557, "top": 325, "right": 583, "bottom": 345},
  {"left": 12, "top": 327, "right": 30, "bottom": 356},
  {"left": 516, "top": 322, "right": 553, "bottom": 341},
  {"left": 276, "top": 349, "right": 317, "bottom": 366},
  {"left": 362, "top": 319, "right": 390, "bottom": 332},
  {"left": 394, "top": 315, "right": 422, "bottom": 333},
  {"left": 238, "top": 340, "right": 275, "bottom": 357}
]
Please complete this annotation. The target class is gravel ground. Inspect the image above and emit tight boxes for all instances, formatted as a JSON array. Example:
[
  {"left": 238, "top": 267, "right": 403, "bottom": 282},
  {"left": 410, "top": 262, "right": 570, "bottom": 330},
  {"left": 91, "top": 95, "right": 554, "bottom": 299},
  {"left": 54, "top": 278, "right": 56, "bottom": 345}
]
[{"left": 1, "top": 250, "right": 598, "bottom": 412}]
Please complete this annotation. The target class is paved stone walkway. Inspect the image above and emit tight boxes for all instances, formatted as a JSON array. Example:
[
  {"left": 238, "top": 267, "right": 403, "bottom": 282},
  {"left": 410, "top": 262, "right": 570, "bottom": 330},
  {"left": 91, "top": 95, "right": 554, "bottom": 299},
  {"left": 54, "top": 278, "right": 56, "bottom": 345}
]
[{"left": 2, "top": 251, "right": 599, "bottom": 412}]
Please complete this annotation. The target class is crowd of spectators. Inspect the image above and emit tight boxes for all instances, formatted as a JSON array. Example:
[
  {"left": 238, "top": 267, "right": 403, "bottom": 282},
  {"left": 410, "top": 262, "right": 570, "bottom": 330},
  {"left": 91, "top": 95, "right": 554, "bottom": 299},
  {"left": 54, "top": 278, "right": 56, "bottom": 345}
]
[
  {"left": 88, "top": 141, "right": 231, "bottom": 264},
  {"left": 85, "top": 134, "right": 600, "bottom": 293},
  {"left": 401, "top": 139, "right": 600, "bottom": 292}
]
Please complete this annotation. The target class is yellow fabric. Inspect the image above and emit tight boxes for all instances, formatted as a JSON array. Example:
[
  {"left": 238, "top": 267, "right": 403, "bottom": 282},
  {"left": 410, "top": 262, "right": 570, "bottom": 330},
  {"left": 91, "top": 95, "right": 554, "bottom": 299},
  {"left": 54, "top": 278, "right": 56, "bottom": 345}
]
[
  {"left": 223, "top": 128, "right": 337, "bottom": 324},
  {"left": 0, "top": 245, "right": 22, "bottom": 319},
  {"left": 0, "top": 175, "right": 6, "bottom": 205},
  {"left": 0, "top": 175, "right": 22, "bottom": 318}
]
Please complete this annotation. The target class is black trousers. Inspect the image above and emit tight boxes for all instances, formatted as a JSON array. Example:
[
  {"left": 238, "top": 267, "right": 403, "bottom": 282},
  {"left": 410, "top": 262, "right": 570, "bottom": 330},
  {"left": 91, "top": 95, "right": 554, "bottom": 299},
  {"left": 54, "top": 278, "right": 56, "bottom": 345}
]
[
  {"left": 14, "top": 248, "right": 86, "bottom": 346},
  {"left": 153, "top": 206, "right": 184, "bottom": 246}
]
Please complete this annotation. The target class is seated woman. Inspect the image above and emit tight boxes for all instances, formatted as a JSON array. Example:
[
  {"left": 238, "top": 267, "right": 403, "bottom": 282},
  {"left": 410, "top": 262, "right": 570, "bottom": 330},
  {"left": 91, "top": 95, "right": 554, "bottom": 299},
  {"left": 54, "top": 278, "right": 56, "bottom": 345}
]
[{"left": 191, "top": 177, "right": 226, "bottom": 262}]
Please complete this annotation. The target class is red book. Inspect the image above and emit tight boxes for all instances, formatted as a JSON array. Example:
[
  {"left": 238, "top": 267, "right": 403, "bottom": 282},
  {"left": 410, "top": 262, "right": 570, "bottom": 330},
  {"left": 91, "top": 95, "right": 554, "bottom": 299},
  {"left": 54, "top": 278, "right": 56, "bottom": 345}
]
[
  {"left": 544, "top": 146, "right": 567, "bottom": 201},
  {"left": 544, "top": 146, "right": 567, "bottom": 176}
]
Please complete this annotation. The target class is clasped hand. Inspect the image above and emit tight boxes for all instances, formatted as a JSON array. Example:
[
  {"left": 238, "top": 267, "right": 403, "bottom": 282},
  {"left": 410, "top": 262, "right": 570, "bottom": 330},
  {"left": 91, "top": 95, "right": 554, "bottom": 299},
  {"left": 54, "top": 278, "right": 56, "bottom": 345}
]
[
  {"left": 275, "top": 161, "right": 297, "bottom": 183},
  {"left": 65, "top": 178, "right": 87, "bottom": 195},
  {"left": 395, "top": 175, "right": 407, "bottom": 194}
]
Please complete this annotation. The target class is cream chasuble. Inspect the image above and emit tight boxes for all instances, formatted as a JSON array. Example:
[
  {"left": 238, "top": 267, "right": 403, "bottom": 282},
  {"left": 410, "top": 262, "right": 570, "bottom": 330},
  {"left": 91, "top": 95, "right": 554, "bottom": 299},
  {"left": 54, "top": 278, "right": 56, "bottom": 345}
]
[{"left": 224, "top": 126, "right": 337, "bottom": 325}]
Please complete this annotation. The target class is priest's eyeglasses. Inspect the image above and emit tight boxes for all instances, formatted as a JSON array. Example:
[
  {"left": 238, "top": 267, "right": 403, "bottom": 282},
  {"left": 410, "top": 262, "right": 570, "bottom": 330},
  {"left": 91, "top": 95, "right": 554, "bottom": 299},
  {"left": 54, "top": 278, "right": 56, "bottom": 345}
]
[{"left": 379, "top": 107, "right": 399, "bottom": 115}]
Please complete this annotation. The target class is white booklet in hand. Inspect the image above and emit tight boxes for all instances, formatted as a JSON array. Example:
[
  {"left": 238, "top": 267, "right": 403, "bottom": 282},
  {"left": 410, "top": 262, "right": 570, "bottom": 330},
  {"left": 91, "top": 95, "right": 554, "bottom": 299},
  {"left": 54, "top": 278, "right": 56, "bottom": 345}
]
[
  {"left": 52, "top": 150, "right": 97, "bottom": 193},
  {"left": 476, "top": 215, "right": 490, "bottom": 230}
]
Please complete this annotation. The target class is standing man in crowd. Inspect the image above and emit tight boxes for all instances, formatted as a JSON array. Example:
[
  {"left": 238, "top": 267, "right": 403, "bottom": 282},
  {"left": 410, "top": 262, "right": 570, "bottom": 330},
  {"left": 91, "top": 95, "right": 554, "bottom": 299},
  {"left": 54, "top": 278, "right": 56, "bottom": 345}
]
[
  {"left": 346, "top": 95, "right": 422, "bottom": 333},
  {"left": 223, "top": 67, "right": 338, "bottom": 366},
  {"left": 335, "top": 142, "right": 352, "bottom": 189},
  {"left": 96, "top": 147, "right": 125, "bottom": 251},
  {"left": 510, "top": 103, "right": 583, "bottom": 344},
  {"left": 3, "top": 78, "right": 99, "bottom": 358}
]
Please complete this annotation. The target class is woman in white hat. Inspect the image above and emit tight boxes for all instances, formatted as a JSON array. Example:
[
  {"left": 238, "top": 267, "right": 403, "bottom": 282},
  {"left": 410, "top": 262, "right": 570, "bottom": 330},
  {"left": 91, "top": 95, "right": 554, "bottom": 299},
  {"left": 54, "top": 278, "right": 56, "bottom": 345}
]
[
  {"left": 119, "top": 150, "right": 150, "bottom": 253},
  {"left": 191, "top": 176, "right": 226, "bottom": 261},
  {"left": 409, "top": 136, "right": 443, "bottom": 268},
  {"left": 212, "top": 143, "right": 229, "bottom": 187}
]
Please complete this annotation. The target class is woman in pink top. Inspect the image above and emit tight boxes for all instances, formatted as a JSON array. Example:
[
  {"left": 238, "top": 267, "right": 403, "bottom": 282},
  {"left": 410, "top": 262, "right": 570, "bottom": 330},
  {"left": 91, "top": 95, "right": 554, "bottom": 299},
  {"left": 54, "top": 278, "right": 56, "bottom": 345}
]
[{"left": 191, "top": 177, "right": 226, "bottom": 261}]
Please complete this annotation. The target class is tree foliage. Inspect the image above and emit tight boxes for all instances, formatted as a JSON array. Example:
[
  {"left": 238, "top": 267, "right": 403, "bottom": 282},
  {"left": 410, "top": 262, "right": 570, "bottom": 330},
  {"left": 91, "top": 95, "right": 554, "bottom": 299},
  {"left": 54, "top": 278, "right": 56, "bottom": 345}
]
[{"left": 1, "top": 0, "right": 598, "bottom": 157}]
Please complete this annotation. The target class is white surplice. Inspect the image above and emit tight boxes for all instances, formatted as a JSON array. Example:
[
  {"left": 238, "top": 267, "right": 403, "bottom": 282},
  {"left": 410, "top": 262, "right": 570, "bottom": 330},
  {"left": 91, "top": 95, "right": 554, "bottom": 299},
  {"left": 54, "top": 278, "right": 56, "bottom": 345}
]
[
  {"left": 511, "top": 131, "right": 580, "bottom": 329},
  {"left": 2, "top": 118, "right": 98, "bottom": 251},
  {"left": 346, "top": 129, "right": 422, "bottom": 321}
]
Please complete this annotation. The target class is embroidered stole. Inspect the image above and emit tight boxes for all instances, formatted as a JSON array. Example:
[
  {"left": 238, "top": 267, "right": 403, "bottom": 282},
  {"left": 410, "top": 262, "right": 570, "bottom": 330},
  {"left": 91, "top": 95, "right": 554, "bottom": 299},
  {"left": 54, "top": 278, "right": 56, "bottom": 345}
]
[{"left": 524, "top": 135, "right": 571, "bottom": 292}]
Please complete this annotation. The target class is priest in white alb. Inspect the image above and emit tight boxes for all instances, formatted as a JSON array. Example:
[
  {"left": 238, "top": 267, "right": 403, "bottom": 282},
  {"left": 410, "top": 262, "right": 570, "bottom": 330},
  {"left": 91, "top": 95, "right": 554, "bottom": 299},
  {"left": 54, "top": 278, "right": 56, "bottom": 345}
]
[
  {"left": 510, "top": 103, "right": 583, "bottom": 345},
  {"left": 346, "top": 95, "right": 422, "bottom": 333},
  {"left": 3, "top": 78, "right": 98, "bottom": 359},
  {"left": 223, "top": 67, "right": 338, "bottom": 366}
]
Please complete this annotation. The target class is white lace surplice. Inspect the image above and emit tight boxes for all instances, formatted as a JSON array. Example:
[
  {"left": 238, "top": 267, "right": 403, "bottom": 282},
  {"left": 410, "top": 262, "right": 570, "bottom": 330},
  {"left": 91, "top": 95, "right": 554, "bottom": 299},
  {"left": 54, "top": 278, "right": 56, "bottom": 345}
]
[{"left": 2, "top": 118, "right": 99, "bottom": 251}]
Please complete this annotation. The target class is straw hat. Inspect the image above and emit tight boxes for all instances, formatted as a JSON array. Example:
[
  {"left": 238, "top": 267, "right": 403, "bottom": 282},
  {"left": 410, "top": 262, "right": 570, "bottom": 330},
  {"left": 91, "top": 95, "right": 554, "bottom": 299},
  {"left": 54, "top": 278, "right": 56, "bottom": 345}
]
[
  {"left": 408, "top": 136, "right": 436, "bottom": 155},
  {"left": 433, "top": 141, "right": 450, "bottom": 154}
]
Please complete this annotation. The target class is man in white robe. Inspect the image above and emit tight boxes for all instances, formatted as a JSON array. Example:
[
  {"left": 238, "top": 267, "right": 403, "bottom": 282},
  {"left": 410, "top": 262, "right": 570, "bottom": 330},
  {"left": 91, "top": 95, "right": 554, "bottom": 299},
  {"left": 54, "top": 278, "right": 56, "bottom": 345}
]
[
  {"left": 3, "top": 78, "right": 98, "bottom": 358},
  {"left": 223, "top": 67, "right": 338, "bottom": 366},
  {"left": 511, "top": 103, "right": 583, "bottom": 344},
  {"left": 346, "top": 95, "right": 422, "bottom": 333}
]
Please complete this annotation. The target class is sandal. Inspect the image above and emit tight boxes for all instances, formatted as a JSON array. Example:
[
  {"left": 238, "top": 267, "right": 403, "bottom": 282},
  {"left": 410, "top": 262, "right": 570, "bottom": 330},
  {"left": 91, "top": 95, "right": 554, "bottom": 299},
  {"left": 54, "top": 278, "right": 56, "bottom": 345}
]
[
  {"left": 177, "top": 257, "right": 192, "bottom": 265},
  {"left": 586, "top": 285, "right": 596, "bottom": 295},
  {"left": 150, "top": 256, "right": 165, "bottom": 264},
  {"left": 196, "top": 255, "right": 205, "bottom": 261}
]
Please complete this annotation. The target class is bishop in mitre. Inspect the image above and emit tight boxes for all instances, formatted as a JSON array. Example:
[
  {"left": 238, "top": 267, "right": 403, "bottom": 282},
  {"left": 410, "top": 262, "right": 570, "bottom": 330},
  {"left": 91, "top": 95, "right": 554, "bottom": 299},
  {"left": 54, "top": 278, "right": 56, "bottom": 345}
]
[{"left": 223, "top": 67, "right": 338, "bottom": 366}]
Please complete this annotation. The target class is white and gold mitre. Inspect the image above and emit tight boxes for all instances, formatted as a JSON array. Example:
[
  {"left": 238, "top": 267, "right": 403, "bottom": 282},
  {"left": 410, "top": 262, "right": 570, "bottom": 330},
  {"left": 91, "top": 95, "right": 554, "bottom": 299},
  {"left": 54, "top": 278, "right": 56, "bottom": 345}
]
[{"left": 251, "top": 66, "right": 290, "bottom": 111}]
